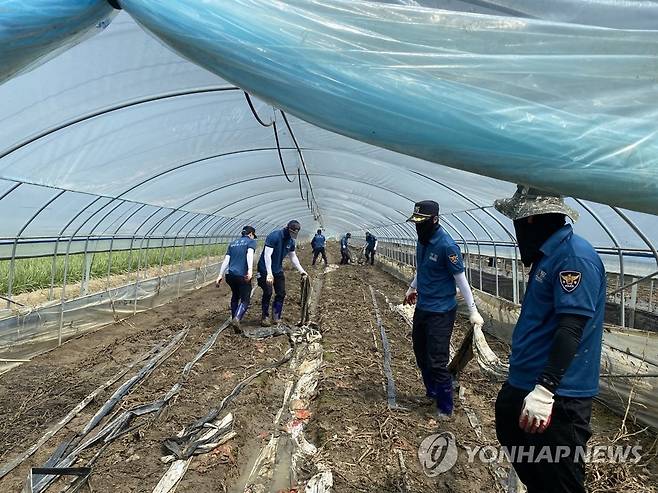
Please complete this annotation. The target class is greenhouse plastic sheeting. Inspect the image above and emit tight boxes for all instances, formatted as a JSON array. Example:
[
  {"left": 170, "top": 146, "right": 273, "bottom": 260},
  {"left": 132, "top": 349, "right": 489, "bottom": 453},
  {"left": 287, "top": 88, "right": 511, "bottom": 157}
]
[
  {"left": 0, "top": 260, "right": 221, "bottom": 374},
  {"left": 116, "top": 0, "right": 658, "bottom": 214},
  {"left": 0, "top": 0, "right": 115, "bottom": 85},
  {"left": 1, "top": 4, "right": 657, "bottom": 254}
]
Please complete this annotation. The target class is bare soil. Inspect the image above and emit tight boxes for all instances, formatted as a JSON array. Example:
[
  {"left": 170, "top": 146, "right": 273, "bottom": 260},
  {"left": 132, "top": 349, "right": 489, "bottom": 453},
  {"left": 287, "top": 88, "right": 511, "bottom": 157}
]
[{"left": 0, "top": 243, "right": 654, "bottom": 493}]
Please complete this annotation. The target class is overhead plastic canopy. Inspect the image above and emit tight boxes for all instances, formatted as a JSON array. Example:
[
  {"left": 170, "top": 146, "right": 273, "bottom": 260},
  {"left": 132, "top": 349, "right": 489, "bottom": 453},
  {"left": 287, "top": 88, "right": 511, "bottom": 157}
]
[{"left": 0, "top": 0, "right": 657, "bottom": 273}]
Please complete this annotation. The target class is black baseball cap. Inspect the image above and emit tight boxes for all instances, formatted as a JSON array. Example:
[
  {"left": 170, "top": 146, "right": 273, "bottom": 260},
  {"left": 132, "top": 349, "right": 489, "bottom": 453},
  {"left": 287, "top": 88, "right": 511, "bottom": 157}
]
[
  {"left": 407, "top": 200, "right": 439, "bottom": 223},
  {"left": 241, "top": 225, "right": 257, "bottom": 238}
]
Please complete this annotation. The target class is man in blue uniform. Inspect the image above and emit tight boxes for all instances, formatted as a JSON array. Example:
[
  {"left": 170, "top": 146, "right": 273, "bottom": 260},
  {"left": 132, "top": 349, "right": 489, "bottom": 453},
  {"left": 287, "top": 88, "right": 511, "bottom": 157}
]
[
  {"left": 340, "top": 232, "right": 352, "bottom": 265},
  {"left": 215, "top": 225, "right": 257, "bottom": 331},
  {"left": 403, "top": 200, "right": 484, "bottom": 417},
  {"left": 311, "top": 229, "right": 328, "bottom": 266},
  {"left": 493, "top": 186, "right": 605, "bottom": 493},
  {"left": 363, "top": 232, "right": 378, "bottom": 266},
  {"left": 257, "top": 220, "right": 308, "bottom": 327}
]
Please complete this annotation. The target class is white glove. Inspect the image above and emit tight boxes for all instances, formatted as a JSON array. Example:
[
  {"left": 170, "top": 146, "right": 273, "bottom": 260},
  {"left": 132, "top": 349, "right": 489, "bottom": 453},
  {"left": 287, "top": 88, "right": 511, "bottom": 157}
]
[
  {"left": 519, "top": 384, "right": 554, "bottom": 433},
  {"left": 469, "top": 309, "right": 484, "bottom": 328},
  {"left": 300, "top": 270, "right": 308, "bottom": 277},
  {"left": 403, "top": 287, "right": 417, "bottom": 305},
  {"left": 266, "top": 273, "right": 274, "bottom": 285}
]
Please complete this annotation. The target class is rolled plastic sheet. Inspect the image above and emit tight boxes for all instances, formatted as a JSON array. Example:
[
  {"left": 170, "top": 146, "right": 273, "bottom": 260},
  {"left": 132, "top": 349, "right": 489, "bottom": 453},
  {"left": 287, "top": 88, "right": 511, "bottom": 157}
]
[
  {"left": 0, "top": 0, "right": 116, "bottom": 85},
  {"left": 388, "top": 0, "right": 658, "bottom": 29},
  {"left": 119, "top": 0, "right": 658, "bottom": 214}
]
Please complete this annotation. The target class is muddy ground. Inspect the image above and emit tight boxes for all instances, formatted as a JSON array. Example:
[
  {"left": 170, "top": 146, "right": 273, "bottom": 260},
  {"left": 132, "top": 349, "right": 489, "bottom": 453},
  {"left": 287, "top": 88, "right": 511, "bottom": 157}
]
[{"left": 0, "top": 242, "right": 655, "bottom": 492}]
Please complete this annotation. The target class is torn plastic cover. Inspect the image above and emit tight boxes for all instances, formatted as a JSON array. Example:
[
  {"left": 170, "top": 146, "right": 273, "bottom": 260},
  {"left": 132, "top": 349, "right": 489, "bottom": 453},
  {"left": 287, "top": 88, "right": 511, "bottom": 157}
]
[
  {"left": 0, "top": 5, "right": 657, "bottom": 256},
  {"left": 119, "top": 0, "right": 658, "bottom": 214},
  {"left": 0, "top": 0, "right": 116, "bottom": 85}
]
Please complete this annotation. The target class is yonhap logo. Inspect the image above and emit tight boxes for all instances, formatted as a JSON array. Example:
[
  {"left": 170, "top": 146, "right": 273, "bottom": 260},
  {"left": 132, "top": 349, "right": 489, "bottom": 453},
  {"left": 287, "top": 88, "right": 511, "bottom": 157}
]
[{"left": 418, "top": 432, "right": 458, "bottom": 476}]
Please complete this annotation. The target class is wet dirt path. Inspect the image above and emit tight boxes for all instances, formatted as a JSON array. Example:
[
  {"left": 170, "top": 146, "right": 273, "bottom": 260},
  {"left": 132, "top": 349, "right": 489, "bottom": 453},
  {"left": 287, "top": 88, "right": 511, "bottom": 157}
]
[
  {"left": 308, "top": 243, "right": 499, "bottom": 492},
  {"left": 1, "top": 242, "right": 655, "bottom": 492}
]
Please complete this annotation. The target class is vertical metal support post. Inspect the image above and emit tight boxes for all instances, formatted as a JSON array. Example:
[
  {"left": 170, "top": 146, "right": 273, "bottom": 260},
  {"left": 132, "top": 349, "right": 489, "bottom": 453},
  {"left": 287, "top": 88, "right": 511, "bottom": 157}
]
[
  {"left": 6, "top": 188, "right": 65, "bottom": 307},
  {"left": 105, "top": 203, "right": 147, "bottom": 291},
  {"left": 575, "top": 200, "right": 626, "bottom": 327},
  {"left": 512, "top": 257, "right": 519, "bottom": 304},
  {"left": 629, "top": 277, "right": 638, "bottom": 329}
]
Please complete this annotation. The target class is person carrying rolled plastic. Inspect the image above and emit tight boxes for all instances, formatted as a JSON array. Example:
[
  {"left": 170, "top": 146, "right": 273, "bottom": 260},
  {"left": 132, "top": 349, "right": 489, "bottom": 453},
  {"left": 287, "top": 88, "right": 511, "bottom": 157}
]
[
  {"left": 339, "top": 232, "right": 352, "bottom": 265},
  {"left": 363, "top": 231, "right": 378, "bottom": 266},
  {"left": 493, "top": 186, "right": 605, "bottom": 493},
  {"left": 311, "top": 229, "right": 328, "bottom": 266},
  {"left": 257, "top": 220, "right": 308, "bottom": 327},
  {"left": 215, "top": 225, "right": 257, "bottom": 331},
  {"left": 403, "top": 200, "right": 484, "bottom": 418}
]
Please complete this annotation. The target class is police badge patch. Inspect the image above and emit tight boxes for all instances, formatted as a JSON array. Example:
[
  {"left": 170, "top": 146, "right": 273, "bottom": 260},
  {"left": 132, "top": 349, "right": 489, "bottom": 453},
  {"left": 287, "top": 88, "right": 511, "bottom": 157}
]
[
  {"left": 449, "top": 254, "right": 459, "bottom": 264},
  {"left": 559, "top": 271, "right": 582, "bottom": 293}
]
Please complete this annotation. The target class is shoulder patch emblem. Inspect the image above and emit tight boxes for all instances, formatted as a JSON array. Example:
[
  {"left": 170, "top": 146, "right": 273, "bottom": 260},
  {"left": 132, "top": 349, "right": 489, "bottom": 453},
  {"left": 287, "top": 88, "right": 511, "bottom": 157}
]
[
  {"left": 449, "top": 254, "right": 459, "bottom": 264},
  {"left": 559, "top": 271, "right": 582, "bottom": 293}
]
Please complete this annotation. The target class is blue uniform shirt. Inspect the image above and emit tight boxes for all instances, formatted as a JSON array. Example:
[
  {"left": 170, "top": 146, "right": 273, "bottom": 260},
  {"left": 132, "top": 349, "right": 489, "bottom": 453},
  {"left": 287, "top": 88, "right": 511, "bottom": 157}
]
[
  {"left": 340, "top": 235, "right": 349, "bottom": 251},
  {"left": 257, "top": 228, "right": 295, "bottom": 275},
  {"left": 312, "top": 234, "right": 326, "bottom": 249},
  {"left": 416, "top": 226, "right": 464, "bottom": 313},
  {"left": 227, "top": 236, "right": 257, "bottom": 277},
  {"left": 365, "top": 235, "right": 377, "bottom": 250},
  {"left": 508, "top": 225, "right": 605, "bottom": 398}
]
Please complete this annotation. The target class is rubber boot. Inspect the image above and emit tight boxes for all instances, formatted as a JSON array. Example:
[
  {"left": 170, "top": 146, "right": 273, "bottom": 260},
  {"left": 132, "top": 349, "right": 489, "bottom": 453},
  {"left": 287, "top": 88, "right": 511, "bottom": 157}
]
[
  {"left": 435, "top": 381, "right": 454, "bottom": 419},
  {"left": 272, "top": 301, "right": 284, "bottom": 324},
  {"left": 230, "top": 299, "right": 238, "bottom": 318},
  {"left": 231, "top": 303, "right": 247, "bottom": 332},
  {"left": 261, "top": 304, "right": 271, "bottom": 327},
  {"left": 421, "top": 370, "right": 438, "bottom": 399}
]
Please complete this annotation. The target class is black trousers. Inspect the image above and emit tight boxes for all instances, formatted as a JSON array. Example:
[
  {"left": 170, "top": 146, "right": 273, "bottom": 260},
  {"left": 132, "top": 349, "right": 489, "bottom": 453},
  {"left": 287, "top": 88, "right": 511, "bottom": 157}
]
[
  {"left": 412, "top": 307, "right": 456, "bottom": 386},
  {"left": 312, "top": 247, "right": 328, "bottom": 265},
  {"left": 365, "top": 248, "right": 375, "bottom": 265},
  {"left": 225, "top": 273, "right": 251, "bottom": 306},
  {"left": 257, "top": 271, "right": 286, "bottom": 316},
  {"left": 340, "top": 248, "right": 351, "bottom": 264},
  {"left": 495, "top": 382, "right": 593, "bottom": 493}
]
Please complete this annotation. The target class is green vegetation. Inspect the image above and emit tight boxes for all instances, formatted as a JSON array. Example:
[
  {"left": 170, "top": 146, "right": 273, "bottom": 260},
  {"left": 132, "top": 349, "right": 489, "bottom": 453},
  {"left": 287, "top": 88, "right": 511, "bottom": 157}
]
[{"left": 0, "top": 243, "right": 228, "bottom": 297}]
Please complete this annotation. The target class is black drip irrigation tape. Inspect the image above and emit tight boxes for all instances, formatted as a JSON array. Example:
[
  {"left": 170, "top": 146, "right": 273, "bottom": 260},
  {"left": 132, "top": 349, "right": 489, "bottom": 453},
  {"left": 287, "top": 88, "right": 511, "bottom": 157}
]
[
  {"left": 81, "top": 329, "right": 188, "bottom": 435},
  {"left": 163, "top": 346, "right": 295, "bottom": 459},
  {"left": 0, "top": 346, "right": 157, "bottom": 480},
  {"left": 28, "top": 327, "right": 191, "bottom": 492},
  {"left": 25, "top": 321, "right": 218, "bottom": 493},
  {"left": 368, "top": 285, "right": 402, "bottom": 410},
  {"left": 300, "top": 275, "right": 312, "bottom": 326}
]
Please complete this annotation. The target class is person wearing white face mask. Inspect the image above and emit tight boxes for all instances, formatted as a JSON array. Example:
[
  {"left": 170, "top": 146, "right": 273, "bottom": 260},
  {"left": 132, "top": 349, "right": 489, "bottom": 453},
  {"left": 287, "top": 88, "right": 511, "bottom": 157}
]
[
  {"left": 403, "top": 200, "right": 484, "bottom": 418},
  {"left": 256, "top": 220, "right": 307, "bottom": 326}
]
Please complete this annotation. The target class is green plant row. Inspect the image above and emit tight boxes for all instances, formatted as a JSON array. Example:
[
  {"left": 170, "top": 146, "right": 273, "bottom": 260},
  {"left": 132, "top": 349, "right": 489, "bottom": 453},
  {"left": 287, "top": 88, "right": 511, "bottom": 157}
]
[{"left": 0, "top": 243, "right": 228, "bottom": 297}]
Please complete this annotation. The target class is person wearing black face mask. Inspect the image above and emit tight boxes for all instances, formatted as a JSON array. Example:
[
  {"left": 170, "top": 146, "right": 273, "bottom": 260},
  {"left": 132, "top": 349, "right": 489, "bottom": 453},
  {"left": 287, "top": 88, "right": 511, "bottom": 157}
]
[
  {"left": 493, "top": 185, "right": 606, "bottom": 493},
  {"left": 257, "top": 220, "right": 308, "bottom": 326},
  {"left": 403, "top": 200, "right": 484, "bottom": 418},
  {"left": 340, "top": 232, "right": 352, "bottom": 265}
]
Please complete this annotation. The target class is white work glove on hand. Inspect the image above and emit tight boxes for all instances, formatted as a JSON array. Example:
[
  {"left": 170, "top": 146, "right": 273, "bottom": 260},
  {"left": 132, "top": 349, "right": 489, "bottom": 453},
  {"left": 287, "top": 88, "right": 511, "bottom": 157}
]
[
  {"left": 469, "top": 309, "right": 485, "bottom": 328},
  {"left": 215, "top": 277, "right": 223, "bottom": 288},
  {"left": 300, "top": 270, "right": 308, "bottom": 278},
  {"left": 519, "top": 384, "right": 554, "bottom": 434},
  {"left": 403, "top": 287, "right": 417, "bottom": 305},
  {"left": 266, "top": 273, "right": 274, "bottom": 285}
]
